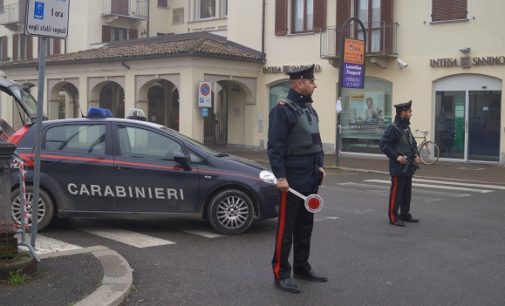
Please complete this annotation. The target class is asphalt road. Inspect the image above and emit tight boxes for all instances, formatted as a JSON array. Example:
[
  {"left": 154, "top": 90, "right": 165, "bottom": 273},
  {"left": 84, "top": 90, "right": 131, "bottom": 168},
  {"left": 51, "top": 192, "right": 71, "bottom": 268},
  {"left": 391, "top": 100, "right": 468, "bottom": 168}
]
[{"left": 32, "top": 170, "right": 505, "bottom": 306}]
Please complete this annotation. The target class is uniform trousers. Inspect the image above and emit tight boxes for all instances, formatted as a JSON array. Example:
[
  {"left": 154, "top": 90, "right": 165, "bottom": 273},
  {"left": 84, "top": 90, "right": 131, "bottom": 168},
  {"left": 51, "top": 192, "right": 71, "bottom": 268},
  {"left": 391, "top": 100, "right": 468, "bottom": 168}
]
[
  {"left": 272, "top": 191, "right": 314, "bottom": 280},
  {"left": 388, "top": 175, "right": 413, "bottom": 223}
]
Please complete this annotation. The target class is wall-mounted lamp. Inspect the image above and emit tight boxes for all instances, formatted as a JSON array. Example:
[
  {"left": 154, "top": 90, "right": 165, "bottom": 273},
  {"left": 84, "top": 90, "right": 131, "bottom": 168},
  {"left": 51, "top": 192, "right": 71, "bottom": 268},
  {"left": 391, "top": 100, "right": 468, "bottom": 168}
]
[
  {"left": 396, "top": 58, "right": 408, "bottom": 69},
  {"left": 459, "top": 47, "right": 471, "bottom": 54}
]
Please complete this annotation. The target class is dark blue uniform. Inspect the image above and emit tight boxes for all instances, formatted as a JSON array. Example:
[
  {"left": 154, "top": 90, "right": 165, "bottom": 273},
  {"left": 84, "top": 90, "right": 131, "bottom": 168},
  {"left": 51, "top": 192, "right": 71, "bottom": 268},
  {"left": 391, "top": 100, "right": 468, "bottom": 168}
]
[
  {"left": 268, "top": 88, "right": 324, "bottom": 281},
  {"left": 379, "top": 114, "right": 419, "bottom": 224}
]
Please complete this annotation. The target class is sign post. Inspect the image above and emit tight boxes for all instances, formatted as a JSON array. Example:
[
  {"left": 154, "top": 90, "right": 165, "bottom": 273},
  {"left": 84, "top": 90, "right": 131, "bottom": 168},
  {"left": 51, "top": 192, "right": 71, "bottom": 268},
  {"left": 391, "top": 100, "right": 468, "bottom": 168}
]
[
  {"left": 336, "top": 18, "right": 366, "bottom": 166},
  {"left": 198, "top": 81, "right": 212, "bottom": 117},
  {"left": 24, "top": 0, "right": 70, "bottom": 247}
]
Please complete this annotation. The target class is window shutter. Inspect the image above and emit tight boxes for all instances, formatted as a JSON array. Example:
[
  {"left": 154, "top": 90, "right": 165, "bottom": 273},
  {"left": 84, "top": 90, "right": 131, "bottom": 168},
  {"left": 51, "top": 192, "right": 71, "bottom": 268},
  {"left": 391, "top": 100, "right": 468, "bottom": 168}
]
[
  {"left": 336, "top": 0, "right": 351, "bottom": 49},
  {"left": 313, "top": 0, "right": 327, "bottom": 33},
  {"left": 275, "top": 0, "right": 288, "bottom": 36},
  {"left": 451, "top": 0, "right": 467, "bottom": 19},
  {"left": 102, "top": 25, "right": 111, "bottom": 42},
  {"left": 381, "top": 0, "right": 393, "bottom": 53},
  {"left": 13, "top": 34, "right": 18, "bottom": 61},
  {"left": 53, "top": 39, "right": 61, "bottom": 55},
  {"left": 129, "top": 28, "right": 138, "bottom": 40},
  {"left": 1, "top": 36, "right": 7, "bottom": 60},
  {"left": 432, "top": 0, "right": 450, "bottom": 21},
  {"left": 27, "top": 36, "right": 33, "bottom": 59}
]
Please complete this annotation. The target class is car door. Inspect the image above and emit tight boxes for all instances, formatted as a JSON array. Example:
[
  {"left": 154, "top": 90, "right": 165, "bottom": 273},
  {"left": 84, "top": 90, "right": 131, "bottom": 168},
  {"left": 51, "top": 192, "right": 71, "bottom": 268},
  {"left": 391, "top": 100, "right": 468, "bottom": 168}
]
[
  {"left": 112, "top": 123, "right": 200, "bottom": 213},
  {"left": 42, "top": 122, "right": 116, "bottom": 212}
]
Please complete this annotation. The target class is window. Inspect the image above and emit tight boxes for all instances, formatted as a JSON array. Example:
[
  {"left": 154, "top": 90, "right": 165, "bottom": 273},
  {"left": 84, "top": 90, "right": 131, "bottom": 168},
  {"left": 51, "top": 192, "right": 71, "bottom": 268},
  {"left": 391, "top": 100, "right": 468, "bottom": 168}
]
[
  {"left": 292, "top": 0, "right": 314, "bottom": 33},
  {"left": 45, "top": 124, "right": 107, "bottom": 155},
  {"left": 12, "top": 34, "right": 32, "bottom": 61},
  {"left": 41, "top": 38, "right": 62, "bottom": 56},
  {"left": 118, "top": 125, "right": 183, "bottom": 160},
  {"left": 269, "top": 81, "right": 290, "bottom": 111},
  {"left": 0, "top": 36, "right": 8, "bottom": 61},
  {"left": 102, "top": 26, "right": 137, "bottom": 42},
  {"left": 275, "top": 0, "right": 326, "bottom": 35},
  {"left": 158, "top": 0, "right": 168, "bottom": 7},
  {"left": 432, "top": 0, "right": 467, "bottom": 22},
  {"left": 173, "top": 8, "right": 184, "bottom": 24},
  {"left": 194, "top": 0, "right": 227, "bottom": 20}
]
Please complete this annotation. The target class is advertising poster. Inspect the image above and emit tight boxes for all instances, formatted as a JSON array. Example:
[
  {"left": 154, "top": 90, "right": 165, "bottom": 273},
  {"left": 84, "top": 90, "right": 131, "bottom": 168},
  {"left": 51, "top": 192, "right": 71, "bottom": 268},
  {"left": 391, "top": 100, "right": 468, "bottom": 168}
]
[{"left": 349, "top": 91, "right": 385, "bottom": 125}]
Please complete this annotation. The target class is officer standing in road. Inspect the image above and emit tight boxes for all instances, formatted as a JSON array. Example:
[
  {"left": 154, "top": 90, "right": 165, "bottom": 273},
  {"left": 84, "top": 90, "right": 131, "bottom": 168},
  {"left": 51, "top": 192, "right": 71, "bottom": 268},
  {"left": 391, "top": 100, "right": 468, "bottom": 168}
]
[
  {"left": 267, "top": 64, "right": 327, "bottom": 293},
  {"left": 379, "top": 100, "right": 421, "bottom": 227}
]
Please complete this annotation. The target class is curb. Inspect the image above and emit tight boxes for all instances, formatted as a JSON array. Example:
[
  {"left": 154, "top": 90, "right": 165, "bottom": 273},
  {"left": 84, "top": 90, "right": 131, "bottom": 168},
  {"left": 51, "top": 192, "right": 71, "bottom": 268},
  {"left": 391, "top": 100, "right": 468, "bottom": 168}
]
[{"left": 40, "top": 245, "right": 133, "bottom": 306}]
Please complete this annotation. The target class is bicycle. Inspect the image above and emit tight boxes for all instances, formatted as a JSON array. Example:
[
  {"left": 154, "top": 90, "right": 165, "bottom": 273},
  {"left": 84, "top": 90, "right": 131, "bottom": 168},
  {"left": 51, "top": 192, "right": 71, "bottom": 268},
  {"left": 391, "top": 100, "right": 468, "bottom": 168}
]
[{"left": 415, "top": 130, "right": 440, "bottom": 165}]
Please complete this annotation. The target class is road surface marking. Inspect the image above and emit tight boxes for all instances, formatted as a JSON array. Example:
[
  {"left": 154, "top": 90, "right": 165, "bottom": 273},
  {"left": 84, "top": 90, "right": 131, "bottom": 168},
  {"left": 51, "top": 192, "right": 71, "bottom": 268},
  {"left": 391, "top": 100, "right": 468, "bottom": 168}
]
[
  {"left": 80, "top": 228, "right": 175, "bottom": 248},
  {"left": 182, "top": 230, "right": 223, "bottom": 238},
  {"left": 17, "top": 234, "right": 82, "bottom": 255},
  {"left": 412, "top": 178, "right": 505, "bottom": 190},
  {"left": 364, "top": 179, "right": 493, "bottom": 193}
]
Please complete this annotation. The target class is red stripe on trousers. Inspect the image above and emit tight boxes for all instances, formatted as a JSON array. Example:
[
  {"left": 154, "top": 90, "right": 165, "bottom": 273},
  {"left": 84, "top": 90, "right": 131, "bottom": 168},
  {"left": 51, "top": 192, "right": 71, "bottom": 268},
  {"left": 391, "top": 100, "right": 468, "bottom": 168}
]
[
  {"left": 274, "top": 191, "right": 287, "bottom": 280},
  {"left": 389, "top": 176, "right": 398, "bottom": 223}
]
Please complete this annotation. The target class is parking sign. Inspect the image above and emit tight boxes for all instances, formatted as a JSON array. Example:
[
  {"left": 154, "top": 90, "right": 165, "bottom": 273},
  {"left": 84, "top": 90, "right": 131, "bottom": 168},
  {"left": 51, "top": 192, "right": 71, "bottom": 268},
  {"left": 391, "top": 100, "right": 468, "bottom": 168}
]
[{"left": 25, "top": 0, "right": 70, "bottom": 38}]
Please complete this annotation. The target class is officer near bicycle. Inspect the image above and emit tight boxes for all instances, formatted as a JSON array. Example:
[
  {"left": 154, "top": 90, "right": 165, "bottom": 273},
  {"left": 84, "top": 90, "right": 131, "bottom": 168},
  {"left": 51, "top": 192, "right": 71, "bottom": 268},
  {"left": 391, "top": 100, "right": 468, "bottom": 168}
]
[
  {"left": 379, "top": 100, "right": 420, "bottom": 227},
  {"left": 267, "top": 64, "right": 327, "bottom": 293}
]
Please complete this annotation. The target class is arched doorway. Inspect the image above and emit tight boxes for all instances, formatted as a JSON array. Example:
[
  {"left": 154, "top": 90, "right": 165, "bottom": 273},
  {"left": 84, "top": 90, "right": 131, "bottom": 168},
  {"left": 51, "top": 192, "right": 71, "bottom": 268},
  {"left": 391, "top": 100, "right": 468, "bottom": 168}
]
[
  {"left": 143, "top": 79, "right": 179, "bottom": 131},
  {"left": 434, "top": 74, "right": 502, "bottom": 162},
  {"left": 99, "top": 82, "right": 125, "bottom": 118},
  {"left": 49, "top": 81, "right": 80, "bottom": 119}
]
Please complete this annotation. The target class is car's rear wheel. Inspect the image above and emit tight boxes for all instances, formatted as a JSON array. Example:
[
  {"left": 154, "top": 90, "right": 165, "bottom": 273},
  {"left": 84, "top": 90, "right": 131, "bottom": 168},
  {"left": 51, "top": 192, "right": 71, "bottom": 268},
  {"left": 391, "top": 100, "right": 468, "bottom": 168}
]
[
  {"left": 11, "top": 186, "right": 54, "bottom": 231},
  {"left": 207, "top": 189, "right": 255, "bottom": 235}
]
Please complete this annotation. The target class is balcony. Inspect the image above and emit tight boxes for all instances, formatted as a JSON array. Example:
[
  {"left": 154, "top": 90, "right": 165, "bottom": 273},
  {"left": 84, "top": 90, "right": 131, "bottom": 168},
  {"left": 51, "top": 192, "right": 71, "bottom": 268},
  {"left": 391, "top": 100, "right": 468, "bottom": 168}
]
[
  {"left": 101, "top": 0, "right": 148, "bottom": 21},
  {"left": 320, "top": 22, "right": 398, "bottom": 68},
  {"left": 0, "top": 1, "right": 26, "bottom": 31}
]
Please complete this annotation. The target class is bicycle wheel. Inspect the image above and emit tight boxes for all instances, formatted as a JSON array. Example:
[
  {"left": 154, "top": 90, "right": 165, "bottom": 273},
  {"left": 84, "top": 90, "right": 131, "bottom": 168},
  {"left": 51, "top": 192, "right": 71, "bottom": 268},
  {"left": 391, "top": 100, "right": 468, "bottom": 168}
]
[{"left": 419, "top": 141, "right": 440, "bottom": 165}]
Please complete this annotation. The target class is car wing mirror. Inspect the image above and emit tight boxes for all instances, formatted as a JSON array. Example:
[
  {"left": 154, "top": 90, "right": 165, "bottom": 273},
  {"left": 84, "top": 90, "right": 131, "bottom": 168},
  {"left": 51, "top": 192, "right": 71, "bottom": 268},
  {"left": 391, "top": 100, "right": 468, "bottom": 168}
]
[{"left": 173, "top": 152, "right": 191, "bottom": 171}]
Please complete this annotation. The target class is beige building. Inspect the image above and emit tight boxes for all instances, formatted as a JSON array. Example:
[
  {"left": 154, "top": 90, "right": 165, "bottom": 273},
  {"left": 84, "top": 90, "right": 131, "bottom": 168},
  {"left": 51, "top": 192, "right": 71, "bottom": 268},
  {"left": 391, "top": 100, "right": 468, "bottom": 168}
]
[{"left": 0, "top": 0, "right": 504, "bottom": 164}]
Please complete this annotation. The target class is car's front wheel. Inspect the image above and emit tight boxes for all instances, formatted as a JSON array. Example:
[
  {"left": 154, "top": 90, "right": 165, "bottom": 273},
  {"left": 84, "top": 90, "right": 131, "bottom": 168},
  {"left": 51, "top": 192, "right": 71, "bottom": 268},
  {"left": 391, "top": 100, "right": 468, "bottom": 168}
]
[
  {"left": 11, "top": 186, "right": 54, "bottom": 231},
  {"left": 207, "top": 189, "right": 255, "bottom": 235}
]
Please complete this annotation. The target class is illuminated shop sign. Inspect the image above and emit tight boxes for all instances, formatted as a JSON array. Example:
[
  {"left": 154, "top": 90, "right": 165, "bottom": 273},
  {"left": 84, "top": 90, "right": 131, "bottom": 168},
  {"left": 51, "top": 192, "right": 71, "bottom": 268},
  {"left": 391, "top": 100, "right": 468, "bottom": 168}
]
[
  {"left": 430, "top": 56, "right": 505, "bottom": 68},
  {"left": 263, "top": 64, "right": 322, "bottom": 74}
]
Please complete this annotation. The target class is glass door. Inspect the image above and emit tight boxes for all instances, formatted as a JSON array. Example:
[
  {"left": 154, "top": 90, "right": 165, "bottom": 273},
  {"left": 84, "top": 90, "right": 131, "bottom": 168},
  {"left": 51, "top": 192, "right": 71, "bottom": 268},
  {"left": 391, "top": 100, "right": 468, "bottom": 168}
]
[
  {"left": 435, "top": 90, "right": 501, "bottom": 162},
  {"left": 468, "top": 91, "right": 501, "bottom": 161},
  {"left": 435, "top": 91, "right": 466, "bottom": 159}
]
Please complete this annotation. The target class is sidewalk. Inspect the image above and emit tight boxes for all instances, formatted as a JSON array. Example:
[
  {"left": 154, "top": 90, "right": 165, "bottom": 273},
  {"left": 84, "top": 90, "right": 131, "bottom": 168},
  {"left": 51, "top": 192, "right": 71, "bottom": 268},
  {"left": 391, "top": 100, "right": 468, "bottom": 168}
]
[{"left": 217, "top": 146, "right": 505, "bottom": 185}]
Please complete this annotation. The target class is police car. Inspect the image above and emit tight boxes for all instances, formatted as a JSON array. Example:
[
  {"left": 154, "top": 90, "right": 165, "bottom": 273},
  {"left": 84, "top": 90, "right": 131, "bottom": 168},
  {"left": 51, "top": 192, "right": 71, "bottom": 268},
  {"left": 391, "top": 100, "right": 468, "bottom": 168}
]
[{"left": 7, "top": 106, "right": 279, "bottom": 235}]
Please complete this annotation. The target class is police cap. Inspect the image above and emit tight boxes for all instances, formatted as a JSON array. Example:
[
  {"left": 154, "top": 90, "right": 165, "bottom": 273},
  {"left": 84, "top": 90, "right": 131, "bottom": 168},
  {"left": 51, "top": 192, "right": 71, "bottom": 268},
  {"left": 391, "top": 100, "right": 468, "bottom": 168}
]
[
  {"left": 394, "top": 100, "right": 412, "bottom": 114},
  {"left": 287, "top": 64, "right": 315, "bottom": 80}
]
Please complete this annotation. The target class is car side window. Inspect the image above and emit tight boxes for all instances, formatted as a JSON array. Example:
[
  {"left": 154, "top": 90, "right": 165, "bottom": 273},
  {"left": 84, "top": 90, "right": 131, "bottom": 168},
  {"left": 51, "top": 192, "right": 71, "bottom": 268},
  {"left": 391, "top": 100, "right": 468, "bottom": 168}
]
[
  {"left": 45, "top": 124, "right": 106, "bottom": 155},
  {"left": 117, "top": 125, "right": 183, "bottom": 160}
]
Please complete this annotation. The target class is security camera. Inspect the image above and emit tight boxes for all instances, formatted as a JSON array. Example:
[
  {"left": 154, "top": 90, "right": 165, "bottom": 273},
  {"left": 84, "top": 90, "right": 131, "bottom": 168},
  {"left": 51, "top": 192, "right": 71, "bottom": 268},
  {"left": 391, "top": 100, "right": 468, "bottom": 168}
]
[
  {"left": 396, "top": 58, "right": 408, "bottom": 69},
  {"left": 459, "top": 47, "right": 471, "bottom": 54}
]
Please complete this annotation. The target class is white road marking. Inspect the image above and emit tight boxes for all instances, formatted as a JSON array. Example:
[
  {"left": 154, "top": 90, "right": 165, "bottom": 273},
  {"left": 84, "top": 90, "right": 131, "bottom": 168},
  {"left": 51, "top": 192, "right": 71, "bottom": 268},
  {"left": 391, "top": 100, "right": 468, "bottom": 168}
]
[
  {"left": 412, "top": 178, "right": 505, "bottom": 190},
  {"left": 17, "top": 234, "right": 82, "bottom": 255},
  {"left": 80, "top": 228, "right": 175, "bottom": 248},
  {"left": 182, "top": 230, "right": 223, "bottom": 238},
  {"left": 364, "top": 179, "right": 493, "bottom": 193},
  {"left": 337, "top": 182, "right": 471, "bottom": 197}
]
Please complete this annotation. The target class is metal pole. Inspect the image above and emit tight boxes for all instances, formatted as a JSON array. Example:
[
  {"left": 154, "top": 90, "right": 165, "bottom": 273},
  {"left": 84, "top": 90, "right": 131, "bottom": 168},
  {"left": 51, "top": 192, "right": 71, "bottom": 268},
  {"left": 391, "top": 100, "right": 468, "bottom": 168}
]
[
  {"left": 335, "top": 18, "right": 367, "bottom": 167},
  {"left": 30, "top": 37, "right": 47, "bottom": 247}
]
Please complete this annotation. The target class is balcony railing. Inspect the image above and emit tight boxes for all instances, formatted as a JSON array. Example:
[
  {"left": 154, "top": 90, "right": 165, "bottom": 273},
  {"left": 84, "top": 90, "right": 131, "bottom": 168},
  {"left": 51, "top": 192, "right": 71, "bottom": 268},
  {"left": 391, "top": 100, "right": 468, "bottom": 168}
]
[
  {"left": 320, "top": 22, "right": 398, "bottom": 59},
  {"left": 102, "top": 0, "right": 148, "bottom": 19},
  {"left": 0, "top": 1, "right": 26, "bottom": 27}
]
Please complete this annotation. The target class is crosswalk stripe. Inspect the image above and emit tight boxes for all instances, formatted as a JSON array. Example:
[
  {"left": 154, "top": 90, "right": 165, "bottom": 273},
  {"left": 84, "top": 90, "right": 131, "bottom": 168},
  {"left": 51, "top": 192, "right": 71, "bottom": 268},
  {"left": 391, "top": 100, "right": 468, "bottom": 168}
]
[
  {"left": 182, "top": 230, "right": 223, "bottom": 238},
  {"left": 364, "top": 179, "right": 493, "bottom": 193},
  {"left": 17, "top": 234, "right": 82, "bottom": 255},
  {"left": 413, "top": 178, "right": 505, "bottom": 190},
  {"left": 80, "top": 228, "right": 176, "bottom": 248}
]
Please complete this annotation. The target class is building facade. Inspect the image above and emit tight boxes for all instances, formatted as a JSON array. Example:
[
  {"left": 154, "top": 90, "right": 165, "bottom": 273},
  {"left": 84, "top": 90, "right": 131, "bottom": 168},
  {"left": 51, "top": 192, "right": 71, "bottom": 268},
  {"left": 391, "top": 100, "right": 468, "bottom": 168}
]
[{"left": 0, "top": 0, "right": 504, "bottom": 164}]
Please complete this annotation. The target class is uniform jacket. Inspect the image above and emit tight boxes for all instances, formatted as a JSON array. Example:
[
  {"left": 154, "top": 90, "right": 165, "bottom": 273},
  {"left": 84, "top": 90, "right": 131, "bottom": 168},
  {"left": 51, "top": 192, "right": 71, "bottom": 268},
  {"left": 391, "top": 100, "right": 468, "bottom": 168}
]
[
  {"left": 379, "top": 115, "right": 419, "bottom": 176},
  {"left": 267, "top": 89, "right": 324, "bottom": 193}
]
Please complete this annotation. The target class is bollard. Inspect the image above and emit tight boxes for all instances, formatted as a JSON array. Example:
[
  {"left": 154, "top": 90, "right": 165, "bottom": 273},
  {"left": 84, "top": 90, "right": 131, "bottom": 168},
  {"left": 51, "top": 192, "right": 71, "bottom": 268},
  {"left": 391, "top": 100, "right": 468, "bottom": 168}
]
[{"left": 0, "top": 141, "right": 17, "bottom": 259}]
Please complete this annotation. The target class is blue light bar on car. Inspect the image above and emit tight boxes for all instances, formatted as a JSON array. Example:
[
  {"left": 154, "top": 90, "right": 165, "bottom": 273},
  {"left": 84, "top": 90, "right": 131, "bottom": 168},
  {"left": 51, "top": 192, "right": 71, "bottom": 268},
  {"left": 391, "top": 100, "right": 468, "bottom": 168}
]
[{"left": 87, "top": 107, "right": 112, "bottom": 118}]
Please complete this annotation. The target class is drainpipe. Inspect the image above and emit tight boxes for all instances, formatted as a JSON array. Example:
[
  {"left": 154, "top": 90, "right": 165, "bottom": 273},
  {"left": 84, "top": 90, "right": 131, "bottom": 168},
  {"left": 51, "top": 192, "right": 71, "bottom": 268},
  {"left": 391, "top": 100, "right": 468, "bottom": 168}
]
[
  {"left": 146, "top": 0, "right": 150, "bottom": 37},
  {"left": 261, "top": 0, "right": 265, "bottom": 56}
]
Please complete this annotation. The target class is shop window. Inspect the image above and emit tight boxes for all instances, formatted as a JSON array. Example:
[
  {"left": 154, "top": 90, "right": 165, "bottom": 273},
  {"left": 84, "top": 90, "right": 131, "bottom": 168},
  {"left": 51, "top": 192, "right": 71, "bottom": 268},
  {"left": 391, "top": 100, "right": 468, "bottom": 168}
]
[
  {"left": 275, "top": 0, "right": 326, "bottom": 35},
  {"left": 340, "top": 77, "right": 392, "bottom": 154},
  {"left": 268, "top": 81, "right": 290, "bottom": 111},
  {"left": 431, "top": 0, "right": 467, "bottom": 22}
]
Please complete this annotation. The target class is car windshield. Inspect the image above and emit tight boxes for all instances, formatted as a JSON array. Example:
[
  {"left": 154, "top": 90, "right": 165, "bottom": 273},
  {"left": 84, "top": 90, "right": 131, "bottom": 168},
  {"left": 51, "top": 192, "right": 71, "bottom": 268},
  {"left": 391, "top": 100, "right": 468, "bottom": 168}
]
[
  {"left": 160, "top": 126, "right": 224, "bottom": 156},
  {"left": 9, "top": 85, "right": 38, "bottom": 121}
]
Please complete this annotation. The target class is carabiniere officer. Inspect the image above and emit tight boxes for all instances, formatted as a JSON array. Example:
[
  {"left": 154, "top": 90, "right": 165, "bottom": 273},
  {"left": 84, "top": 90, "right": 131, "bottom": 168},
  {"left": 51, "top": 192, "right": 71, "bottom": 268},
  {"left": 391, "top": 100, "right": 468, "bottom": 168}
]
[{"left": 267, "top": 64, "right": 327, "bottom": 293}]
